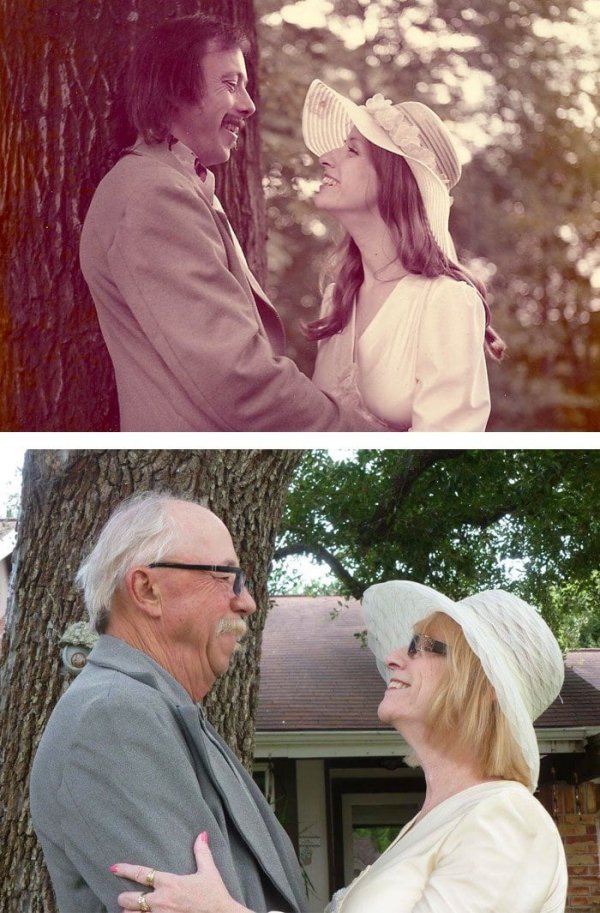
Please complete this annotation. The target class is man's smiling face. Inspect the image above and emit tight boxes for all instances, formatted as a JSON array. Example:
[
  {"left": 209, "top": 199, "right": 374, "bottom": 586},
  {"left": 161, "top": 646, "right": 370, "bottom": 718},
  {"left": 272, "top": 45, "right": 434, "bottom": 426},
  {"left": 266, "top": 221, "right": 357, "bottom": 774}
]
[{"left": 169, "top": 40, "right": 255, "bottom": 166}]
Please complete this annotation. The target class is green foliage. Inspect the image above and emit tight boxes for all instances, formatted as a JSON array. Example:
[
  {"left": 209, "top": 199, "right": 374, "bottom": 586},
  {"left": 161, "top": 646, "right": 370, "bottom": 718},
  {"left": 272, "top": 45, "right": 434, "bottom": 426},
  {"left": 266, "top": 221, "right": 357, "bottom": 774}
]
[
  {"left": 274, "top": 450, "right": 600, "bottom": 646},
  {"left": 543, "top": 572, "right": 600, "bottom": 649},
  {"left": 256, "top": 0, "right": 600, "bottom": 429},
  {"left": 2, "top": 491, "right": 20, "bottom": 520},
  {"left": 0, "top": 460, "right": 23, "bottom": 519},
  {"left": 269, "top": 557, "right": 339, "bottom": 595},
  {"left": 354, "top": 825, "right": 400, "bottom": 856}
]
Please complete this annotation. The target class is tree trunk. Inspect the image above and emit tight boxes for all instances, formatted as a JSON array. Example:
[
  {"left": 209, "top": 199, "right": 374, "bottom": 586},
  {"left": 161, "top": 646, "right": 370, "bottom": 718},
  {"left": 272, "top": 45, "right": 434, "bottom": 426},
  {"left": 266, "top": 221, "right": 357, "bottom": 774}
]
[
  {"left": 0, "top": 449, "right": 301, "bottom": 913},
  {"left": 0, "top": 0, "right": 265, "bottom": 431}
]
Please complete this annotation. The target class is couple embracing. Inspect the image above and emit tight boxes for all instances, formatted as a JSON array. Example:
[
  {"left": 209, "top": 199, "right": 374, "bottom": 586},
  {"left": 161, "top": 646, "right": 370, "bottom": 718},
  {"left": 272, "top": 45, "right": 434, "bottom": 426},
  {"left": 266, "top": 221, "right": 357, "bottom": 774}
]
[
  {"left": 80, "top": 12, "right": 504, "bottom": 433},
  {"left": 30, "top": 493, "right": 566, "bottom": 913}
]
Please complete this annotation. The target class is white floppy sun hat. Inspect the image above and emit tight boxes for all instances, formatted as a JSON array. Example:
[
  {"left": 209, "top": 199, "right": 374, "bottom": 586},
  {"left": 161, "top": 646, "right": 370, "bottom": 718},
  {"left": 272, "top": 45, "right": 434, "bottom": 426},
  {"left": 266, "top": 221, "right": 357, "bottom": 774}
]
[
  {"left": 362, "top": 580, "right": 565, "bottom": 792},
  {"left": 302, "top": 79, "right": 461, "bottom": 258}
]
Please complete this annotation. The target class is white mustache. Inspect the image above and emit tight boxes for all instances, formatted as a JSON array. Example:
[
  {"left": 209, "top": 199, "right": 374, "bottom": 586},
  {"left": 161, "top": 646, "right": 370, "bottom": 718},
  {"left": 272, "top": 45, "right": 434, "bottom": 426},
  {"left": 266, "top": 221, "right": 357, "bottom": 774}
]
[{"left": 217, "top": 618, "right": 248, "bottom": 639}]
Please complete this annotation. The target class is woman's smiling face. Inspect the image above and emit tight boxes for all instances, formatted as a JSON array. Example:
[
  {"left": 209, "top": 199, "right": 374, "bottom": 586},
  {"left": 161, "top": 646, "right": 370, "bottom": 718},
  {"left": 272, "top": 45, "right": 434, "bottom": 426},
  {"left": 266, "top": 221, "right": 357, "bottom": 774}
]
[
  {"left": 314, "top": 127, "right": 380, "bottom": 217},
  {"left": 377, "top": 627, "right": 449, "bottom": 734}
]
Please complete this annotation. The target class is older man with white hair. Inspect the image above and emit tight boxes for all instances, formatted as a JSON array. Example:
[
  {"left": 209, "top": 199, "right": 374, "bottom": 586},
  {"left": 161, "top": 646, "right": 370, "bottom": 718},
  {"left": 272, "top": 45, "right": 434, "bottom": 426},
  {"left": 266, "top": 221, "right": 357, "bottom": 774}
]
[{"left": 30, "top": 492, "right": 305, "bottom": 913}]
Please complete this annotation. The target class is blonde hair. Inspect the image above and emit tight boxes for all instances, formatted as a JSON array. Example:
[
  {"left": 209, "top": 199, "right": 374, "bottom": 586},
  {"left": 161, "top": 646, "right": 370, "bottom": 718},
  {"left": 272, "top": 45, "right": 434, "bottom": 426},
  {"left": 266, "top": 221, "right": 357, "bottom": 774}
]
[{"left": 412, "top": 612, "right": 530, "bottom": 787}]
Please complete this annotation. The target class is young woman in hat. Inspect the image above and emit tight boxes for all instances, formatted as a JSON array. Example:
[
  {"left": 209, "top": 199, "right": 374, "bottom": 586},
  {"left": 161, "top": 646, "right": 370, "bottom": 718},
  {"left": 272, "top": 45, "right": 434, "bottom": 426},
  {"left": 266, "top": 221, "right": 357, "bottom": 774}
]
[
  {"left": 301, "top": 80, "right": 505, "bottom": 432},
  {"left": 114, "top": 584, "right": 567, "bottom": 913}
]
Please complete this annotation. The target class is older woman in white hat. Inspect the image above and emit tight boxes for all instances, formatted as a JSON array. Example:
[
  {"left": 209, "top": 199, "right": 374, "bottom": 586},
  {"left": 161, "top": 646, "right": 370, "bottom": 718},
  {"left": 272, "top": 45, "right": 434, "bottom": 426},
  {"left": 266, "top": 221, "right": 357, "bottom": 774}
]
[
  {"left": 115, "top": 583, "right": 567, "bottom": 913},
  {"left": 301, "top": 81, "right": 505, "bottom": 432}
]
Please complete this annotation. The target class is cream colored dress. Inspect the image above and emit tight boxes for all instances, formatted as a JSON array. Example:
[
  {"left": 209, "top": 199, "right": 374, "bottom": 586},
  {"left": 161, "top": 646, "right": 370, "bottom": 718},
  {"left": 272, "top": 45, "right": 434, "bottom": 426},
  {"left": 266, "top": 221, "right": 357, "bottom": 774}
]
[
  {"left": 312, "top": 275, "right": 491, "bottom": 431},
  {"left": 323, "top": 781, "right": 567, "bottom": 913}
]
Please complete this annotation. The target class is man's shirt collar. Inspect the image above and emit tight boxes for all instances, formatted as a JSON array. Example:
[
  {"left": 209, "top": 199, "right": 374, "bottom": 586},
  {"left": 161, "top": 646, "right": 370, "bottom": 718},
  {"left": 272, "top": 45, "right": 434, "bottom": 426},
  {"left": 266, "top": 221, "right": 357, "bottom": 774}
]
[{"left": 167, "top": 134, "right": 215, "bottom": 200}]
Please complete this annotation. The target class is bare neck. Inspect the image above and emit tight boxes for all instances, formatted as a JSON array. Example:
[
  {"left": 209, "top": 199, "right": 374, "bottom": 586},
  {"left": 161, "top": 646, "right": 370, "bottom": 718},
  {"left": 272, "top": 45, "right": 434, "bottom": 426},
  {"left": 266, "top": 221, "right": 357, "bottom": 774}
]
[
  {"left": 338, "top": 210, "right": 406, "bottom": 285},
  {"left": 413, "top": 743, "right": 493, "bottom": 821}
]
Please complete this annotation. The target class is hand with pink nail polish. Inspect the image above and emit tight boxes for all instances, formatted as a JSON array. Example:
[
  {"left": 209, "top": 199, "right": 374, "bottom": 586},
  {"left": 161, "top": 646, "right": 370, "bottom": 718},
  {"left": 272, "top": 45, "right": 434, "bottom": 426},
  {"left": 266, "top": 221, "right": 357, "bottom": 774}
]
[{"left": 114, "top": 833, "right": 252, "bottom": 913}]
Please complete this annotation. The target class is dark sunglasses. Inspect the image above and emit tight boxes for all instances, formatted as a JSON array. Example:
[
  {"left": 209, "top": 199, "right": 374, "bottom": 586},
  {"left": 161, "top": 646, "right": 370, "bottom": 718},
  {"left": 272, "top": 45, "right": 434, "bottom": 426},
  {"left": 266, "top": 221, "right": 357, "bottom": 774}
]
[
  {"left": 148, "top": 563, "right": 247, "bottom": 596},
  {"left": 408, "top": 633, "right": 448, "bottom": 658}
]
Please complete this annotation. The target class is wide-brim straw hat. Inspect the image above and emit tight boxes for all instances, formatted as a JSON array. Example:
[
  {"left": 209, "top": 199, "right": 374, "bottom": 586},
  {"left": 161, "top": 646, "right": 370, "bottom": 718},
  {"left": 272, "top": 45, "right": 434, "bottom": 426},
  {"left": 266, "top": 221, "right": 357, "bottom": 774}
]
[
  {"left": 302, "top": 79, "right": 461, "bottom": 258},
  {"left": 362, "top": 581, "right": 565, "bottom": 791}
]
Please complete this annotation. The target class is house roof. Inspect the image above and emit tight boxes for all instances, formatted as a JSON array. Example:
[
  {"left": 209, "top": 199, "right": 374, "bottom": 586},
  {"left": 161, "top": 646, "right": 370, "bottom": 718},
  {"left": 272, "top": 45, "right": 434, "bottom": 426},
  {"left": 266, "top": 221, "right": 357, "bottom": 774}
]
[{"left": 256, "top": 596, "right": 600, "bottom": 732}]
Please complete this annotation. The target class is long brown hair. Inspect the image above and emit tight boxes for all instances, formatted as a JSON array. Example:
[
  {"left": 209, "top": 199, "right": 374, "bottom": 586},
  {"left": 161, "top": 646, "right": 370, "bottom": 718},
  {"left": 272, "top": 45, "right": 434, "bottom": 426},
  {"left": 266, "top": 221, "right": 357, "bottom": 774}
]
[{"left": 304, "top": 140, "right": 504, "bottom": 360}]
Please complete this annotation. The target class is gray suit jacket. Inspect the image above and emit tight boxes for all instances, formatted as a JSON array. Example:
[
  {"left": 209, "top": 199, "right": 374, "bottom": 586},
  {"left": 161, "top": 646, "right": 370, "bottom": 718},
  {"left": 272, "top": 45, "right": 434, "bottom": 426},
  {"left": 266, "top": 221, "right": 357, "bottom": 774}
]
[
  {"left": 79, "top": 140, "right": 380, "bottom": 431},
  {"left": 29, "top": 637, "right": 306, "bottom": 913}
]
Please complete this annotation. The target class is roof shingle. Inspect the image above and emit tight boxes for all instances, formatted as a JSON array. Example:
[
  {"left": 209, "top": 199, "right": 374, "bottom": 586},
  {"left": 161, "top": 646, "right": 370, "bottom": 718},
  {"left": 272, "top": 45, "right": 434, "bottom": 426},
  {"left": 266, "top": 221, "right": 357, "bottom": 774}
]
[{"left": 256, "top": 596, "right": 600, "bottom": 732}]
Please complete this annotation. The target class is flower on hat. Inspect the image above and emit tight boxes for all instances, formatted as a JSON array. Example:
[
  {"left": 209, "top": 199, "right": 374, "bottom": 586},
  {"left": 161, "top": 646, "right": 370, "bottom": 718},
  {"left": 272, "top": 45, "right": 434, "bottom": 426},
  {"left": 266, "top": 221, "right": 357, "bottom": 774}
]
[
  {"left": 364, "top": 93, "right": 393, "bottom": 114},
  {"left": 364, "top": 94, "right": 442, "bottom": 177},
  {"left": 375, "top": 107, "right": 399, "bottom": 132}
]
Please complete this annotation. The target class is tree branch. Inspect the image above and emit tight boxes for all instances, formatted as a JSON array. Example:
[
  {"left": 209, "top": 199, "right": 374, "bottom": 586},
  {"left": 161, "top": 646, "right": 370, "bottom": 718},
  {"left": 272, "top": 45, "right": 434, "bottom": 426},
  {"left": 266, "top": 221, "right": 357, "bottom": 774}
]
[
  {"left": 360, "top": 450, "right": 466, "bottom": 543},
  {"left": 273, "top": 542, "right": 364, "bottom": 598}
]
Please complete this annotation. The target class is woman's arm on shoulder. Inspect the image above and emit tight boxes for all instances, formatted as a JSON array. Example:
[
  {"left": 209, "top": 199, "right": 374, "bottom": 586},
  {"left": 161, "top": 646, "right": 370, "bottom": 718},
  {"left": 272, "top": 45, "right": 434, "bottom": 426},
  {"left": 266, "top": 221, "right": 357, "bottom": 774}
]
[{"left": 410, "top": 279, "right": 490, "bottom": 432}]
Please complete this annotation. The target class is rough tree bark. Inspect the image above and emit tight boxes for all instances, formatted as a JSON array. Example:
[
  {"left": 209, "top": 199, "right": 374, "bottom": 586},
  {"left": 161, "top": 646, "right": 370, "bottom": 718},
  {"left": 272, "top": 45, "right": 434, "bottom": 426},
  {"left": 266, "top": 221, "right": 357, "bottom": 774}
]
[
  {"left": 0, "top": 449, "right": 301, "bottom": 913},
  {"left": 0, "top": 0, "right": 265, "bottom": 430}
]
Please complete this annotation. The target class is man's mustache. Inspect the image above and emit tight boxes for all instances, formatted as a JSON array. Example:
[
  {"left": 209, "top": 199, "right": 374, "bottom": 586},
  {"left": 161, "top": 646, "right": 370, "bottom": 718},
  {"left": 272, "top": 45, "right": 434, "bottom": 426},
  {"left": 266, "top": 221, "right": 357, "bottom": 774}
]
[{"left": 216, "top": 618, "right": 248, "bottom": 638}]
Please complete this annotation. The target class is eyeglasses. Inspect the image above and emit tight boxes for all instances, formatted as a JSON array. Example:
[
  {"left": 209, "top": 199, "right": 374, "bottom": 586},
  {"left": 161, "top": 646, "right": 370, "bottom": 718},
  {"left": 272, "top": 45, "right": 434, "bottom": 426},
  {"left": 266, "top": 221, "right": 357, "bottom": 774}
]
[
  {"left": 407, "top": 633, "right": 448, "bottom": 658},
  {"left": 148, "top": 563, "right": 247, "bottom": 596}
]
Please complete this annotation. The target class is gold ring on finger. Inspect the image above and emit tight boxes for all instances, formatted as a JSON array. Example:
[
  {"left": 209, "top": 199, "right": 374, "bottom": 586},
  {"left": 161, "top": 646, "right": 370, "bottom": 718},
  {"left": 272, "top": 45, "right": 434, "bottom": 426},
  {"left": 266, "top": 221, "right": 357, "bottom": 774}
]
[
  {"left": 145, "top": 869, "right": 156, "bottom": 888},
  {"left": 137, "top": 892, "right": 151, "bottom": 913}
]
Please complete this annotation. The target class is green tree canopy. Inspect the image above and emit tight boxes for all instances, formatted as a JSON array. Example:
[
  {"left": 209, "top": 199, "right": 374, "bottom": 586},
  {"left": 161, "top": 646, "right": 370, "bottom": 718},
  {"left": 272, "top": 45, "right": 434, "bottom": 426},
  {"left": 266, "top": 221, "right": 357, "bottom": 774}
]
[{"left": 274, "top": 450, "right": 600, "bottom": 647}]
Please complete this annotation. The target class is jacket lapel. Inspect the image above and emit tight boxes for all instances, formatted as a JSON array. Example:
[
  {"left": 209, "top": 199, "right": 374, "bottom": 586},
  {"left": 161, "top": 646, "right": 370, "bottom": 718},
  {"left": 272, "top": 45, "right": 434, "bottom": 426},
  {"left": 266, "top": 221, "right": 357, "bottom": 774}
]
[
  {"left": 175, "top": 705, "right": 303, "bottom": 911},
  {"left": 129, "top": 140, "right": 286, "bottom": 355},
  {"left": 89, "top": 640, "right": 303, "bottom": 910}
]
